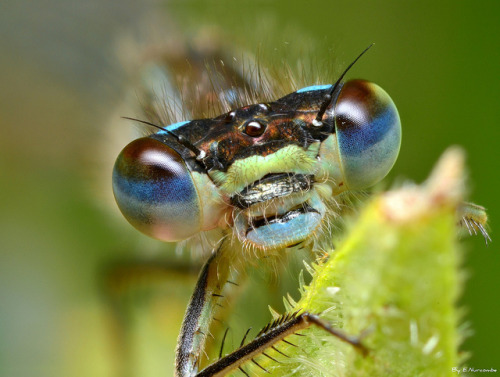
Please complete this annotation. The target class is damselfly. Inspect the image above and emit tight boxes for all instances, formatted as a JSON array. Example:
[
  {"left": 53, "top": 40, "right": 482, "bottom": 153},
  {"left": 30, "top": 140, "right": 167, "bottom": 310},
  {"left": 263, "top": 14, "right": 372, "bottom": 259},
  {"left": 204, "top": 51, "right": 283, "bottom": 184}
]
[{"left": 111, "top": 44, "right": 489, "bottom": 377}]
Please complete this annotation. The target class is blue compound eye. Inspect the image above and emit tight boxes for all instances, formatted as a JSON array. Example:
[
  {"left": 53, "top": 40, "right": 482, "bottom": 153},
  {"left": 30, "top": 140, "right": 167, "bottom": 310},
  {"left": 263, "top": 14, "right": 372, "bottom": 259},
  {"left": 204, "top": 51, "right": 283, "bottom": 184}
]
[
  {"left": 112, "top": 137, "right": 202, "bottom": 241},
  {"left": 334, "top": 79, "right": 401, "bottom": 190}
]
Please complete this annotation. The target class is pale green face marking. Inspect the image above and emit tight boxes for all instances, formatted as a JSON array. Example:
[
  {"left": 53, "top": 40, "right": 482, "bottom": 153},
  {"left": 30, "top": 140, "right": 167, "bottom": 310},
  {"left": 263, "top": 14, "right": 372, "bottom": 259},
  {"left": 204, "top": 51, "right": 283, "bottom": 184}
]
[{"left": 208, "top": 143, "right": 320, "bottom": 194}]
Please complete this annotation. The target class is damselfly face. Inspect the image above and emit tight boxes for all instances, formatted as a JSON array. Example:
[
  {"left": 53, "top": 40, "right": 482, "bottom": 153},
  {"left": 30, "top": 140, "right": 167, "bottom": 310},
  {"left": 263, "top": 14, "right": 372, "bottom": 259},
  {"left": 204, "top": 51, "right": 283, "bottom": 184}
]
[{"left": 113, "top": 79, "right": 401, "bottom": 250}]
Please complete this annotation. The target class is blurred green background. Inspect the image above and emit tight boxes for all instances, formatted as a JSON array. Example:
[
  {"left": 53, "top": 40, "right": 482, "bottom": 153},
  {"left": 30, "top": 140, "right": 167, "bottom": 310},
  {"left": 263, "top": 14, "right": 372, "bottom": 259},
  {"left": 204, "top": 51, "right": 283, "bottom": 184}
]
[{"left": 1, "top": 1, "right": 498, "bottom": 376}]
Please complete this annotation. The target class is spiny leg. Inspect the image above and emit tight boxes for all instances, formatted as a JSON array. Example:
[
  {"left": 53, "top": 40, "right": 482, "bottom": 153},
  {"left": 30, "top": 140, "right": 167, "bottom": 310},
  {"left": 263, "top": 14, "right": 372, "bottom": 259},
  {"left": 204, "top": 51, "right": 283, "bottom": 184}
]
[
  {"left": 195, "top": 311, "right": 366, "bottom": 377},
  {"left": 176, "top": 242, "right": 237, "bottom": 377},
  {"left": 458, "top": 202, "right": 491, "bottom": 244}
]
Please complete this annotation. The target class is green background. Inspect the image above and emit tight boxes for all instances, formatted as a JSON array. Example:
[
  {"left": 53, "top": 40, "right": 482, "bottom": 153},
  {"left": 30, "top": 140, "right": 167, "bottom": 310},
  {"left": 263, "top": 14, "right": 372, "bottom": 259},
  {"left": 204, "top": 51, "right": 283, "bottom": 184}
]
[{"left": 1, "top": 1, "right": 498, "bottom": 376}]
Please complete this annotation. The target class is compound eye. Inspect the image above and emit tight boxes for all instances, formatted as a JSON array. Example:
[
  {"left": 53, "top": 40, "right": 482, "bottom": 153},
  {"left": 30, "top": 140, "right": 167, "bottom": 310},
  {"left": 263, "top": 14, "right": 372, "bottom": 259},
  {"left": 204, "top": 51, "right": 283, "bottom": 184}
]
[
  {"left": 112, "top": 137, "right": 202, "bottom": 241},
  {"left": 334, "top": 79, "right": 401, "bottom": 190}
]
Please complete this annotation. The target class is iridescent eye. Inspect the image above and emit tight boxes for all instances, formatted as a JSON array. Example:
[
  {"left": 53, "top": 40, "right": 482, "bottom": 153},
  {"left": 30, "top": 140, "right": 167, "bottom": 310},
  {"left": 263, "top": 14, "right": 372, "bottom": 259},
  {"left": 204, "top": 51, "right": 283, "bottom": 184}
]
[
  {"left": 112, "top": 137, "right": 202, "bottom": 241},
  {"left": 244, "top": 120, "right": 266, "bottom": 137},
  {"left": 334, "top": 79, "right": 401, "bottom": 190}
]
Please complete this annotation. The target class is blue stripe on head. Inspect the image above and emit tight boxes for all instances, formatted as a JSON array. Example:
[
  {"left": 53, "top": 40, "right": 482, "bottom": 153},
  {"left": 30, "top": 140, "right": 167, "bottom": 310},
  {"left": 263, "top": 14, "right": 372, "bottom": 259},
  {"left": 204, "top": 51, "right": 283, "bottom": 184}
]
[
  {"left": 296, "top": 84, "right": 332, "bottom": 93},
  {"left": 157, "top": 121, "right": 190, "bottom": 135}
]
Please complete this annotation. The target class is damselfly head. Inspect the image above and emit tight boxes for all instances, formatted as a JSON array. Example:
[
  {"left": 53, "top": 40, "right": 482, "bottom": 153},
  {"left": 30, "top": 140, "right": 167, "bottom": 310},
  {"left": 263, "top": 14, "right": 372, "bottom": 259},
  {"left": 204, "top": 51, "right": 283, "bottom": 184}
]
[{"left": 112, "top": 48, "right": 401, "bottom": 250}]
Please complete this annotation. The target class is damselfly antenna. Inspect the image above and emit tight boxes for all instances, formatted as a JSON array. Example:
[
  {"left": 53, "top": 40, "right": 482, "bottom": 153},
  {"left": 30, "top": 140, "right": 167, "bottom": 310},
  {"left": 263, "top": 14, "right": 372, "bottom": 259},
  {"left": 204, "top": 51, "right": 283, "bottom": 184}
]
[
  {"left": 122, "top": 116, "right": 203, "bottom": 157},
  {"left": 314, "top": 43, "right": 375, "bottom": 125}
]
